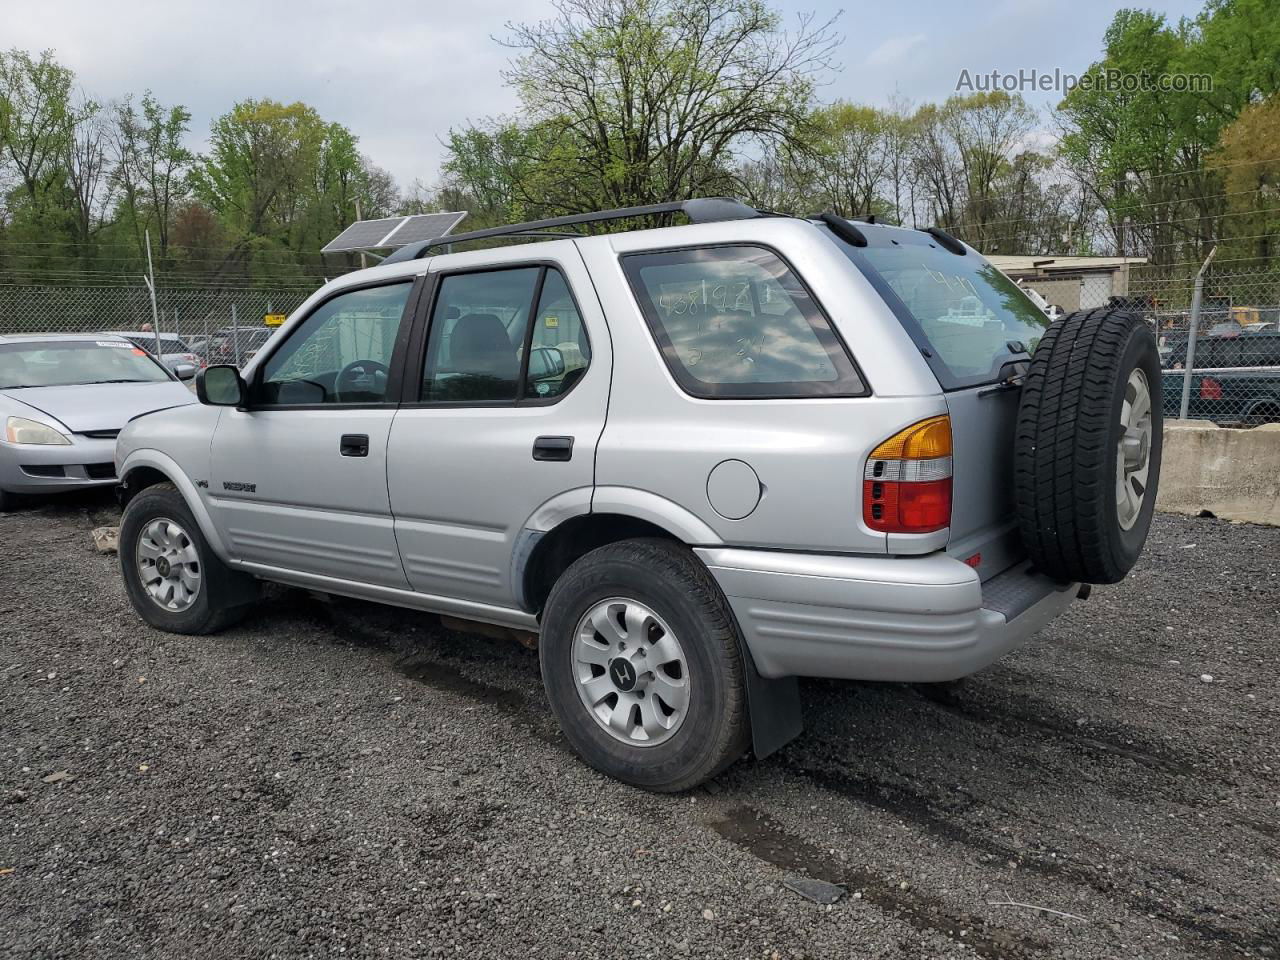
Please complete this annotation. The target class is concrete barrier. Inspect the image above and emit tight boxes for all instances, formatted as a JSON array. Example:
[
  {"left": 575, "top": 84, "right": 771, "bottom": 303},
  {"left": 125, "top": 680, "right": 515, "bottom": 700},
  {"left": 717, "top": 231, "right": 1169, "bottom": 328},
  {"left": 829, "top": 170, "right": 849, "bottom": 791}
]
[{"left": 1157, "top": 420, "right": 1280, "bottom": 526}]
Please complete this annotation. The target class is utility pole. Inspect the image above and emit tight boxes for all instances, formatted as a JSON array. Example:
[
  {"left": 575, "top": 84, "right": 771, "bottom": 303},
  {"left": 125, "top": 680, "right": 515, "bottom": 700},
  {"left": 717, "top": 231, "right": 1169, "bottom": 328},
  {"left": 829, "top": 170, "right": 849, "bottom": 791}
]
[
  {"left": 142, "top": 229, "right": 162, "bottom": 357},
  {"left": 355, "top": 197, "right": 368, "bottom": 270}
]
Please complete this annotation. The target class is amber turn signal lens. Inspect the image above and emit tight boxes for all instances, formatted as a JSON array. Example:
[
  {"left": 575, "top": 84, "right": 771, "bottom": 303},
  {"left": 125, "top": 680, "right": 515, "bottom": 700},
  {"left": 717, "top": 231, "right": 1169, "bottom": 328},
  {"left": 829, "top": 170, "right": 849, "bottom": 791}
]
[{"left": 868, "top": 415, "right": 952, "bottom": 461}]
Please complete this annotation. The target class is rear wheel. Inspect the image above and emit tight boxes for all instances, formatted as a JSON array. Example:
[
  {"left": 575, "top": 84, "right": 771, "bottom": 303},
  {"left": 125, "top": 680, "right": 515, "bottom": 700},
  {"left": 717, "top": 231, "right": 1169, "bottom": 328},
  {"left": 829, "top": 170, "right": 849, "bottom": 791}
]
[
  {"left": 1014, "top": 308, "right": 1163, "bottom": 584},
  {"left": 540, "top": 538, "right": 748, "bottom": 792},
  {"left": 120, "top": 482, "right": 259, "bottom": 634}
]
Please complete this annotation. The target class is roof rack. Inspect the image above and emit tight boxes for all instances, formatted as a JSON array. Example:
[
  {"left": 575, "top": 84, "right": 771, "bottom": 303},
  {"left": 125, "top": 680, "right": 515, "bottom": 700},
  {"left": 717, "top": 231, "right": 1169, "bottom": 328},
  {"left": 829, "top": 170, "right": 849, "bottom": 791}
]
[{"left": 381, "top": 197, "right": 761, "bottom": 264}]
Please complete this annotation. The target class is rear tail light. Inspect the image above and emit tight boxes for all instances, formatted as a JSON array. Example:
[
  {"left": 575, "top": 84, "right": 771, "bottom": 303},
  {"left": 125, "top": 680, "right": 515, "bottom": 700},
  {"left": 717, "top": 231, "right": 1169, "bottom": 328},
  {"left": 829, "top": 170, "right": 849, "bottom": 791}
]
[
  {"left": 1200, "top": 377, "right": 1222, "bottom": 400},
  {"left": 864, "top": 415, "right": 953, "bottom": 534}
]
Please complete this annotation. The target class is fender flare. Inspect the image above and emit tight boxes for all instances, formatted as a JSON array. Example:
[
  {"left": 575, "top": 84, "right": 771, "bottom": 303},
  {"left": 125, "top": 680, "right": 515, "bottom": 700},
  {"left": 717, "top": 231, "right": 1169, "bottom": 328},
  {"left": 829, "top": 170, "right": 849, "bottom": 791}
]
[
  {"left": 587, "top": 485, "right": 724, "bottom": 544},
  {"left": 117, "top": 449, "right": 232, "bottom": 562},
  {"left": 509, "top": 486, "right": 725, "bottom": 611}
]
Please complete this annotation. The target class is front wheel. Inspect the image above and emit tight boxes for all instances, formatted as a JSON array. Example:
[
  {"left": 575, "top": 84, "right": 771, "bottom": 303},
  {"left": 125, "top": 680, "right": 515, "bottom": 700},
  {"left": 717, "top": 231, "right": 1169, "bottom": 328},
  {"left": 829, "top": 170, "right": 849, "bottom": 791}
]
[
  {"left": 120, "top": 482, "right": 258, "bottom": 634},
  {"left": 539, "top": 538, "right": 749, "bottom": 792}
]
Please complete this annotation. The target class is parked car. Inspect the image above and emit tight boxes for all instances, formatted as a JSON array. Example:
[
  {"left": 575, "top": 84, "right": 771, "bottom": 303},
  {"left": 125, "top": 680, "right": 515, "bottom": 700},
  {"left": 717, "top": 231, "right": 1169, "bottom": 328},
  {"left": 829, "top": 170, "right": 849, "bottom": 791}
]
[
  {"left": 0, "top": 334, "right": 196, "bottom": 510},
  {"left": 1162, "top": 330, "right": 1280, "bottom": 426},
  {"left": 102, "top": 330, "right": 202, "bottom": 375},
  {"left": 201, "top": 328, "right": 276, "bottom": 368},
  {"left": 114, "top": 200, "right": 1162, "bottom": 791},
  {"left": 1159, "top": 330, "right": 1189, "bottom": 367}
]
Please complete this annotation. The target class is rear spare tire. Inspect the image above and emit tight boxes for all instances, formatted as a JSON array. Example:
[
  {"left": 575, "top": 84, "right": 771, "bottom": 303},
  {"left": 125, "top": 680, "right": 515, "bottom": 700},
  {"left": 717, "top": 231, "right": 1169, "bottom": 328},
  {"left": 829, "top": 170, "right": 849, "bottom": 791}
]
[{"left": 1014, "top": 308, "right": 1162, "bottom": 584}]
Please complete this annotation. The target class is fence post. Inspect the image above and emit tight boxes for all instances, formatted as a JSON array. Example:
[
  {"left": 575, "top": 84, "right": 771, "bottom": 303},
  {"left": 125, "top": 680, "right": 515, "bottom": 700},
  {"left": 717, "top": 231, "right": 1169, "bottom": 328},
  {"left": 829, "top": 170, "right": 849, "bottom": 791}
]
[
  {"left": 1178, "top": 246, "right": 1218, "bottom": 420},
  {"left": 144, "top": 229, "right": 162, "bottom": 357},
  {"left": 231, "top": 303, "right": 240, "bottom": 366}
]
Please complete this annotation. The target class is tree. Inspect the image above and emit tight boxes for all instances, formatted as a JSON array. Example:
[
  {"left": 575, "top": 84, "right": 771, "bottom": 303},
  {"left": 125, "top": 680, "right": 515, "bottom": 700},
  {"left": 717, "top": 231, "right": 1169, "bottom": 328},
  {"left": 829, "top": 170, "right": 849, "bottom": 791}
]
[
  {"left": 1211, "top": 96, "right": 1280, "bottom": 263},
  {"left": 111, "top": 92, "right": 193, "bottom": 259},
  {"left": 63, "top": 91, "right": 111, "bottom": 253},
  {"left": 446, "top": 0, "right": 839, "bottom": 216},
  {"left": 0, "top": 49, "right": 74, "bottom": 203},
  {"left": 804, "top": 102, "right": 893, "bottom": 218},
  {"left": 191, "top": 99, "right": 371, "bottom": 277}
]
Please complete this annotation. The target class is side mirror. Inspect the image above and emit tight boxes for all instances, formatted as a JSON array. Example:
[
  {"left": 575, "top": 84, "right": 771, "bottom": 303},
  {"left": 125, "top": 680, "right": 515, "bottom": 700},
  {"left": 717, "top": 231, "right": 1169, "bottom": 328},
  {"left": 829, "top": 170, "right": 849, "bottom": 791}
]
[
  {"left": 173, "top": 363, "right": 197, "bottom": 381},
  {"left": 528, "top": 345, "right": 566, "bottom": 380},
  {"left": 197, "top": 364, "right": 246, "bottom": 407}
]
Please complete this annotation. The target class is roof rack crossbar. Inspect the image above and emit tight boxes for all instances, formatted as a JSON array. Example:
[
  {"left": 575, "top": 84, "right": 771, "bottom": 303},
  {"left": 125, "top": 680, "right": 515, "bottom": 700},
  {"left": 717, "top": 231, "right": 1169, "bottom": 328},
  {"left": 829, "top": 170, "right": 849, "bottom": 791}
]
[{"left": 381, "top": 197, "right": 759, "bottom": 264}]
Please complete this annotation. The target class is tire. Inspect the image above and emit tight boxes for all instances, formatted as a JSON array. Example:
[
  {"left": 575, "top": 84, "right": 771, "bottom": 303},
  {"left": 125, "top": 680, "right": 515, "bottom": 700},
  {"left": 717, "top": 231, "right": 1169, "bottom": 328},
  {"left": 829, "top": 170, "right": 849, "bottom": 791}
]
[
  {"left": 1014, "top": 308, "right": 1163, "bottom": 584},
  {"left": 0, "top": 488, "right": 14, "bottom": 512},
  {"left": 539, "top": 538, "right": 749, "bottom": 792},
  {"left": 120, "top": 482, "right": 259, "bottom": 634}
]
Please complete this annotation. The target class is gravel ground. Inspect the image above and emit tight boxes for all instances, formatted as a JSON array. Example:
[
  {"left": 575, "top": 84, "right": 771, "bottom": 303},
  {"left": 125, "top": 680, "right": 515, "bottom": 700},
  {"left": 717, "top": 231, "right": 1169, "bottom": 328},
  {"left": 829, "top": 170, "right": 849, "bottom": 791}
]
[{"left": 2, "top": 494, "right": 1277, "bottom": 959}]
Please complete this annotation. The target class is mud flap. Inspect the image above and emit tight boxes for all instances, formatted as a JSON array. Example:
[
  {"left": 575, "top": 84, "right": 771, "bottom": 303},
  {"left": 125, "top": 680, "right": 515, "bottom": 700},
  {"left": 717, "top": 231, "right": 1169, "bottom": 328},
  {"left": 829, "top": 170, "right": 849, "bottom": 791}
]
[{"left": 740, "top": 641, "right": 803, "bottom": 759}]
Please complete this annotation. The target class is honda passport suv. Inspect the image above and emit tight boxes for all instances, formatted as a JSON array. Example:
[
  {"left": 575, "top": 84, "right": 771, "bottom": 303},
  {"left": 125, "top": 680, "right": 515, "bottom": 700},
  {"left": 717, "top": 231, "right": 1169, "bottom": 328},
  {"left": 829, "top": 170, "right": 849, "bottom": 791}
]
[{"left": 115, "top": 199, "right": 1163, "bottom": 791}]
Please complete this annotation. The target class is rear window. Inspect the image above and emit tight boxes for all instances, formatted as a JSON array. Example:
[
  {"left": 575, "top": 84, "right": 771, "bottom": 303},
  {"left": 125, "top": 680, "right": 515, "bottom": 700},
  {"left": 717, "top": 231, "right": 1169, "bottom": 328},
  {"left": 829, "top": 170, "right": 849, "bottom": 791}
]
[
  {"left": 622, "top": 245, "right": 865, "bottom": 398},
  {"left": 842, "top": 239, "right": 1050, "bottom": 389}
]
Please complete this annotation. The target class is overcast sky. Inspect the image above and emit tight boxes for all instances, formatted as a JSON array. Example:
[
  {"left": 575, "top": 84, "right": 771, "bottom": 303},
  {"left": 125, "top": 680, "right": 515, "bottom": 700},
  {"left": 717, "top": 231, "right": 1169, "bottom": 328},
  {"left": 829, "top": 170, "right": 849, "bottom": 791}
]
[{"left": 4, "top": 0, "right": 1208, "bottom": 189}]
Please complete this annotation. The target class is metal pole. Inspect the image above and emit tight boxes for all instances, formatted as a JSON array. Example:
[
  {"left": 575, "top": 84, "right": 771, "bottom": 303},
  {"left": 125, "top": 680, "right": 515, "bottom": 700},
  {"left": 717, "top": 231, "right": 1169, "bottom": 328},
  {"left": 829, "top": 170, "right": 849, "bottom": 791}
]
[
  {"left": 143, "top": 228, "right": 161, "bottom": 357},
  {"left": 231, "top": 303, "right": 241, "bottom": 366},
  {"left": 1179, "top": 245, "right": 1218, "bottom": 420},
  {"left": 355, "top": 198, "right": 367, "bottom": 270}
]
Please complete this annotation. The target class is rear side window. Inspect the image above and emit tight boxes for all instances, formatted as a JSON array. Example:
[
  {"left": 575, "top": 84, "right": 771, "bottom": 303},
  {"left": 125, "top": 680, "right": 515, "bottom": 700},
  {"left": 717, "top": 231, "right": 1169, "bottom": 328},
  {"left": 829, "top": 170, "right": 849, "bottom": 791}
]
[
  {"left": 419, "top": 265, "right": 591, "bottom": 403},
  {"left": 623, "top": 245, "right": 865, "bottom": 398}
]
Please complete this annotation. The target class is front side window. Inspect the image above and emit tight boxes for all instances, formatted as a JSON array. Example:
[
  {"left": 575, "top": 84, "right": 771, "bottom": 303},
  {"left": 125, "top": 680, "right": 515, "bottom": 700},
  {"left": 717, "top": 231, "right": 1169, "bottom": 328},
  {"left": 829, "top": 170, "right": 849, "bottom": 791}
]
[
  {"left": 622, "top": 245, "right": 864, "bottom": 398},
  {"left": 420, "top": 266, "right": 590, "bottom": 403},
  {"left": 258, "top": 282, "right": 412, "bottom": 405}
]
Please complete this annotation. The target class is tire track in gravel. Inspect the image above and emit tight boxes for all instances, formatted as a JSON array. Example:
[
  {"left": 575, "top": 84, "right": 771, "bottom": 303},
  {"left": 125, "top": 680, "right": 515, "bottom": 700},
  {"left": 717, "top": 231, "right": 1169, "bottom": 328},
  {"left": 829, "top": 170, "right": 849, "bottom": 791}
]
[
  {"left": 909, "top": 683, "right": 1209, "bottom": 783},
  {"left": 773, "top": 754, "right": 1277, "bottom": 958},
  {"left": 908, "top": 680, "right": 1280, "bottom": 854},
  {"left": 707, "top": 804, "right": 1046, "bottom": 960}
]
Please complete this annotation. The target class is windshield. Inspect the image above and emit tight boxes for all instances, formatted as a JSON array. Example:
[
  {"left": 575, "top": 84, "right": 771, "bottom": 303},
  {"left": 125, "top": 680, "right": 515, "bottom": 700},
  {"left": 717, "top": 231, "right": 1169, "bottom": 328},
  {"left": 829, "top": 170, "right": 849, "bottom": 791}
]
[
  {"left": 0, "top": 340, "right": 173, "bottom": 389},
  {"left": 840, "top": 237, "right": 1050, "bottom": 389}
]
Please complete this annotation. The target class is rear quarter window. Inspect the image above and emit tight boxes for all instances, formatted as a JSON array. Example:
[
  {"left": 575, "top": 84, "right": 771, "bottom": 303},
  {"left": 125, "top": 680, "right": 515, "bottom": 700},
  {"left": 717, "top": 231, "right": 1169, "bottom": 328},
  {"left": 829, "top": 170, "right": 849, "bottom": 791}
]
[{"left": 622, "top": 245, "right": 865, "bottom": 399}]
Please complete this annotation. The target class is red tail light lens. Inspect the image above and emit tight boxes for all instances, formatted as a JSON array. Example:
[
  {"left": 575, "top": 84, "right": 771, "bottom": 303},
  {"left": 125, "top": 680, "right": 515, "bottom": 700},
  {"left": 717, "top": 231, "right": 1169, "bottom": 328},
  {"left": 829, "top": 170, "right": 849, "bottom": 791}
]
[
  {"left": 863, "top": 416, "right": 953, "bottom": 534},
  {"left": 1200, "top": 377, "right": 1222, "bottom": 400}
]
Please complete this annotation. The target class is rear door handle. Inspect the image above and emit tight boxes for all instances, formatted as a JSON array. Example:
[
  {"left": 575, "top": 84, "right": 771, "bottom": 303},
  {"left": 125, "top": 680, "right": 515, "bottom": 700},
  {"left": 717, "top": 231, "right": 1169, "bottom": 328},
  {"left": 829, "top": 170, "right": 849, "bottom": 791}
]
[
  {"left": 532, "top": 435, "right": 574, "bottom": 462},
  {"left": 340, "top": 433, "right": 370, "bottom": 458}
]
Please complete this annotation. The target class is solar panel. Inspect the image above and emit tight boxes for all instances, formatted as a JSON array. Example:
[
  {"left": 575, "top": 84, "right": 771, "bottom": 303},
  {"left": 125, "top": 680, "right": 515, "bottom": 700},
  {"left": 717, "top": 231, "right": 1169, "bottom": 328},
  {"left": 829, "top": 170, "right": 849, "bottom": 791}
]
[
  {"left": 383, "top": 212, "right": 468, "bottom": 246},
  {"left": 321, "top": 217, "right": 405, "bottom": 253},
  {"left": 321, "top": 211, "right": 468, "bottom": 254}
]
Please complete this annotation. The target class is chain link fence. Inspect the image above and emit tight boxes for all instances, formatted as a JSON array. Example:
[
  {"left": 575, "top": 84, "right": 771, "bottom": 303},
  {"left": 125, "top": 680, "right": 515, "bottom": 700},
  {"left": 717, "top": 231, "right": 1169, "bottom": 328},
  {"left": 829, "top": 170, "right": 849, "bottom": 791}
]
[
  {"left": 1016, "top": 264, "right": 1280, "bottom": 428},
  {"left": 0, "top": 282, "right": 316, "bottom": 367},
  {"left": 3, "top": 264, "right": 1279, "bottom": 426}
]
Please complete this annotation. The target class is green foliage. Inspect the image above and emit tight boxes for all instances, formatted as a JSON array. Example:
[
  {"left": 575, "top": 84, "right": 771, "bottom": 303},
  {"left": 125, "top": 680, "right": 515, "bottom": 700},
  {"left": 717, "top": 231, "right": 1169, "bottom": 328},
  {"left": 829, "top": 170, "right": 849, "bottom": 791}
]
[
  {"left": 442, "top": 0, "right": 838, "bottom": 217},
  {"left": 1, "top": 0, "right": 1279, "bottom": 283},
  {"left": 1057, "top": 1, "right": 1280, "bottom": 264}
]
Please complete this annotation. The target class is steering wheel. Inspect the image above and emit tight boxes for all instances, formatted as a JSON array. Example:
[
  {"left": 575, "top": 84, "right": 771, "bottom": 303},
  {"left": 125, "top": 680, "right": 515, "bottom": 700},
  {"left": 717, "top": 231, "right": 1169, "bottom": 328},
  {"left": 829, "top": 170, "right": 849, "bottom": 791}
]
[{"left": 334, "top": 359, "right": 389, "bottom": 403}]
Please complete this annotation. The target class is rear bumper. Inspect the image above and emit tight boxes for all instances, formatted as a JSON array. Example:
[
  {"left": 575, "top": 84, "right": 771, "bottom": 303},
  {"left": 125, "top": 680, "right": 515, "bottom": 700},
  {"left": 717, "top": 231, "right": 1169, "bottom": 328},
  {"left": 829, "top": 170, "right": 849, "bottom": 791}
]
[
  {"left": 0, "top": 437, "right": 118, "bottom": 494},
  {"left": 696, "top": 547, "right": 1077, "bottom": 683}
]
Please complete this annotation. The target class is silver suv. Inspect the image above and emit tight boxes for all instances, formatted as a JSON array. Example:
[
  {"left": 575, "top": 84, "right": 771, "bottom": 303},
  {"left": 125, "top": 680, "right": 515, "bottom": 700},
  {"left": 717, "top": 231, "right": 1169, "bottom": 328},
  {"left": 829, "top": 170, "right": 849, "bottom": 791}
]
[{"left": 115, "top": 199, "right": 1163, "bottom": 791}]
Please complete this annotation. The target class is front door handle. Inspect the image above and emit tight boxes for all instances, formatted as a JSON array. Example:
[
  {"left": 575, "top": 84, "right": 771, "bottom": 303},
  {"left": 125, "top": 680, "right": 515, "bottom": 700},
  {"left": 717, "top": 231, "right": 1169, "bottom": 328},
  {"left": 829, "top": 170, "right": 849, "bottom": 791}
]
[
  {"left": 340, "top": 433, "right": 370, "bottom": 458},
  {"left": 532, "top": 435, "right": 574, "bottom": 462}
]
